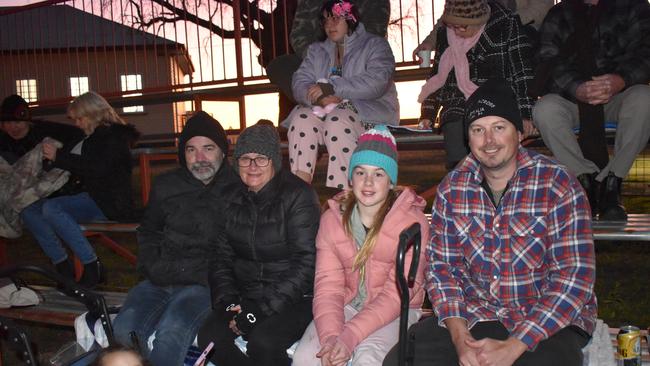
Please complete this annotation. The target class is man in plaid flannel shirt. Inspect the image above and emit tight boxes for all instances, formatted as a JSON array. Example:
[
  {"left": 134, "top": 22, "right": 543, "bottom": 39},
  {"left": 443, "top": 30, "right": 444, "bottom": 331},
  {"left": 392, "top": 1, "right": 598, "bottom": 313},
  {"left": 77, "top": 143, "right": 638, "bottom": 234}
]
[{"left": 384, "top": 79, "right": 597, "bottom": 366}]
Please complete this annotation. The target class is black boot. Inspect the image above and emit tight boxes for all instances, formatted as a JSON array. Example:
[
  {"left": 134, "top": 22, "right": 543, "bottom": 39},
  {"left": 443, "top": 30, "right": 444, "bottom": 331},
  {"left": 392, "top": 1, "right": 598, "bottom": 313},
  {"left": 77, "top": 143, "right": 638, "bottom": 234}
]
[
  {"left": 599, "top": 173, "right": 627, "bottom": 221},
  {"left": 54, "top": 257, "right": 75, "bottom": 281},
  {"left": 79, "top": 259, "right": 106, "bottom": 289},
  {"left": 577, "top": 172, "right": 599, "bottom": 217}
]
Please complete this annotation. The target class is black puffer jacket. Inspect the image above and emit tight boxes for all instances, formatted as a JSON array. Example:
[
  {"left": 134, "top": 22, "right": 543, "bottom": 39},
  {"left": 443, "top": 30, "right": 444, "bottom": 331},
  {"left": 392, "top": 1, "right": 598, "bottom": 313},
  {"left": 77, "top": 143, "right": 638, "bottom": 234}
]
[
  {"left": 137, "top": 163, "right": 239, "bottom": 286},
  {"left": 210, "top": 169, "right": 320, "bottom": 316},
  {"left": 51, "top": 123, "right": 139, "bottom": 222}
]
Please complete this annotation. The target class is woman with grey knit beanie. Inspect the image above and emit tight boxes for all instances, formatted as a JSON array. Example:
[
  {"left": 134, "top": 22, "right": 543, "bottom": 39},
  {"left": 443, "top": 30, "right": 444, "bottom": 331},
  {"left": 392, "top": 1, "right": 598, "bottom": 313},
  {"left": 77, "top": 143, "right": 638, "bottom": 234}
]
[
  {"left": 231, "top": 123, "right": 283, "bottom": 191},
  {"left": 198, "top": 123, "right": 321, "bottom": 366}
]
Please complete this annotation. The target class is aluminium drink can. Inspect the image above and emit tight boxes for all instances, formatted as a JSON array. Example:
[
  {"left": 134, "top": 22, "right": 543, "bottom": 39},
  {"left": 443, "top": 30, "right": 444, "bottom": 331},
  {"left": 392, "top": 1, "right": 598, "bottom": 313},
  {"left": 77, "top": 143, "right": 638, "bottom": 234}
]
[{"left": 617, "top": 325, "right": 642, "bottom": 366}]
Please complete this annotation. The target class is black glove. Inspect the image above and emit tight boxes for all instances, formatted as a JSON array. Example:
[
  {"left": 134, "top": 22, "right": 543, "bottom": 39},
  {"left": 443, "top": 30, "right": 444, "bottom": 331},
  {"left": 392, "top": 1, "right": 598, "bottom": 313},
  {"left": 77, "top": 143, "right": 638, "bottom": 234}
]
[
  {"left": 234, "top": 299, "right": 268, "bottom": 336},
  {"left": 214, "top": 299, "right": 240, "bottom": 320}
]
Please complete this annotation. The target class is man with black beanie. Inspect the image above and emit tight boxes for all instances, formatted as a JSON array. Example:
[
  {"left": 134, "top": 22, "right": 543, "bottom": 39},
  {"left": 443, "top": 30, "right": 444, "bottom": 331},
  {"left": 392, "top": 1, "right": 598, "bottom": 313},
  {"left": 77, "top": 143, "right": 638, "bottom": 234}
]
[
  {"left": 384, "top": 79, "right": 596, "bottom": 366},
  {"left": 112, "top": 111, "right": 239, "bottom": 366}
]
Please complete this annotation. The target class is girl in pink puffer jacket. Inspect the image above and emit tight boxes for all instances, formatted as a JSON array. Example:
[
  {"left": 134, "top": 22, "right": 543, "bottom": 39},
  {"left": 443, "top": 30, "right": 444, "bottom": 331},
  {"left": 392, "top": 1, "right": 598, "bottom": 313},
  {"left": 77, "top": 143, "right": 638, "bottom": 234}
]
[{"left": 293, "top": 125, "right": 429, "bottom": 366}]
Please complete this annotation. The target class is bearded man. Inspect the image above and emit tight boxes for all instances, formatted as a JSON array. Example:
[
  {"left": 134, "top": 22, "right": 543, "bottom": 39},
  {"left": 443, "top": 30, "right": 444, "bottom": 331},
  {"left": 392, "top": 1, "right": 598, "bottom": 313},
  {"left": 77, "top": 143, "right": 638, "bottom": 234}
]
[{"left": 112, "top": 111, "right": 238, "bottom": 366}]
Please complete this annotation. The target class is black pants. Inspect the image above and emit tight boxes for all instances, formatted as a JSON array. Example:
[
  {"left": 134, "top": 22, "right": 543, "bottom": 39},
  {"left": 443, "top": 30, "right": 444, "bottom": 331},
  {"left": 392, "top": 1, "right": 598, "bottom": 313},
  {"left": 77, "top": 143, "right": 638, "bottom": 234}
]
[
  {"left": 441, "top": 118, "right": 468, "bottom": 170},
  {"left": 197, "top": 297, "right": 313, "bottom": 366},
  {"left": 383, "top": 317, "right": 591, "bottom": 366}
]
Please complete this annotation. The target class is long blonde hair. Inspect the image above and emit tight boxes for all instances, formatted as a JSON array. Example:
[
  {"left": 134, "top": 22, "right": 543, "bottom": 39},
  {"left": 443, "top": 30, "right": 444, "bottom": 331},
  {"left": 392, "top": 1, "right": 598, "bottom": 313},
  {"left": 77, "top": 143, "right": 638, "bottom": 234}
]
[
  {"left": 67, "top": 91, "right": 125, "bottom": 131},
  {"left": 339, "top": 187, "right": 402, "bottom": 274}
]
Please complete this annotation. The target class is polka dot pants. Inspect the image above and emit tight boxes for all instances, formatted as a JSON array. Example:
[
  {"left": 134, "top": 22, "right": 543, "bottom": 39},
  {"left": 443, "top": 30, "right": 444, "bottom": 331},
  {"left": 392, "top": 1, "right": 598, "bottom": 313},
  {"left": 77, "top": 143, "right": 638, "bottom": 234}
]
[{"left": 287, "top": 106, "right": 366, "bottom": 189}]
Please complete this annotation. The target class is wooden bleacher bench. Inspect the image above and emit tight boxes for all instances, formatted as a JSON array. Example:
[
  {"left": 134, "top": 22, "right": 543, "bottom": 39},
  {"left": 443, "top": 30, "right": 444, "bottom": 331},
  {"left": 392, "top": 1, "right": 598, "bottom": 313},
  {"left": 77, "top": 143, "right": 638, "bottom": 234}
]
[
  {"left": 79, "top": 222, "right": 139, "bottom": 234},
  {"left": 0, "top": 265, "right": 122, "bottom": 346},
  {"left": 592, "top": 214, "right": 650, "bottom": 242},
  {"left": 0, "top": 222, "right": 139, "bottom": 271},
  {"left": 78, "top": 222, "right": 138, "bottom": 264},
  {"left": 0, "top": 285, "right": 125, "bottom": 327},
  {"left": 69, "top": 222, "right": 140, "bottom": 278},
  {"left": 131, "top": 129, "right": 446, "bottom": 204},
  {"left": 2, "top": 213, "right": 649, "bottom": 278}
]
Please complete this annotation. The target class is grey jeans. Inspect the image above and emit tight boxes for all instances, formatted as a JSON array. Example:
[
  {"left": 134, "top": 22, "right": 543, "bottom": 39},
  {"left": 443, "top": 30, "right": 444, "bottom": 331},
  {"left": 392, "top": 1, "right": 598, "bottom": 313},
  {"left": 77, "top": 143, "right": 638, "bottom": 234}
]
[{"left": 532, "top": 84, "right": 650, "bottom": 181}]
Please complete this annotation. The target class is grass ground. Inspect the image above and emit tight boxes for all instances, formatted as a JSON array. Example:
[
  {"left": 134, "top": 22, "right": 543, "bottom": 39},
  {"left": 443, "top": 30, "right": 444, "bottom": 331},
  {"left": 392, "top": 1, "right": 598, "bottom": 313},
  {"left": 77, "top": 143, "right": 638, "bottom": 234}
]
[{"left": 2, "top": 148, "right": 650, "bottom": 364}]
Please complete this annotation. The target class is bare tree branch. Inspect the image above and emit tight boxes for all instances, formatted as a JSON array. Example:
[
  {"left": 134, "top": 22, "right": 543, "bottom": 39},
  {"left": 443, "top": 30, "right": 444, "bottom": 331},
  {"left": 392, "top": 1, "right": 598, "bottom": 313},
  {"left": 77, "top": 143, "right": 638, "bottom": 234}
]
[
  {"left": 128, "top": 0, "right": 246, "bottom": 37},
  {"left": 123, "top": 0, "right": 297, "bottom": 66},
  {"left": 152, "top": 0, "right": 252, "bottom": 35}
]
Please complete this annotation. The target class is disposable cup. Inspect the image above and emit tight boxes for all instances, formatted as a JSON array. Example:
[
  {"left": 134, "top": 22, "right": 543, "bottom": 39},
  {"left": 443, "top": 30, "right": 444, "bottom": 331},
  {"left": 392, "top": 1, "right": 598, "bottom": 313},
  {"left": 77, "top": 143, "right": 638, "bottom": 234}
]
[{"left": 418, "top": 50, "right": 431, "bottom": 68}]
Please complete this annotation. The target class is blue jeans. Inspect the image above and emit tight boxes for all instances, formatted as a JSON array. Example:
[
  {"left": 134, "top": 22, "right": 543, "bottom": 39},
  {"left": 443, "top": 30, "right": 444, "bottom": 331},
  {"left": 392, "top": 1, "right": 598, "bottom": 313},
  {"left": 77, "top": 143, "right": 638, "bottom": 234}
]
[
  {"left": 113, "top": 280, "right": 212, "bottom": 366},
  {"left": 20, "top": 193, "right": 106, "bottom": 264}
]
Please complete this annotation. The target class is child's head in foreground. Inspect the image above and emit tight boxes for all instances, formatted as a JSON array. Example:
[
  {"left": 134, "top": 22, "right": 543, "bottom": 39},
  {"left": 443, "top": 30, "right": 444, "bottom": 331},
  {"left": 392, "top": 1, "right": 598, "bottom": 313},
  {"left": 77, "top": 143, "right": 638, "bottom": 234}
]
[{"left": 91, "top": 344, "right": 150, "bottom": 366}]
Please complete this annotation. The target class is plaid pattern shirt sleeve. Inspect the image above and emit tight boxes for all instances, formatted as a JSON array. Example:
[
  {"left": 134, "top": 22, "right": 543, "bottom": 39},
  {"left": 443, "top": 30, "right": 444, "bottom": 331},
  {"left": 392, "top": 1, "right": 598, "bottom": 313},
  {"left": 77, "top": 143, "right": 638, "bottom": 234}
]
[{"left": 426, "top": 148, "right": 597, "bottom": 350}]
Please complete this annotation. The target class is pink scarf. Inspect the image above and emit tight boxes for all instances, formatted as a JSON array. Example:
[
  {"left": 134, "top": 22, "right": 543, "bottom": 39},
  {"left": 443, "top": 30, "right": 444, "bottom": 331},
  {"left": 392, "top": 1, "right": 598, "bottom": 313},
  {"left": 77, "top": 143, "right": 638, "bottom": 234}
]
[{"left": 417, "top": 24, "right": 486, "bottom": 103}]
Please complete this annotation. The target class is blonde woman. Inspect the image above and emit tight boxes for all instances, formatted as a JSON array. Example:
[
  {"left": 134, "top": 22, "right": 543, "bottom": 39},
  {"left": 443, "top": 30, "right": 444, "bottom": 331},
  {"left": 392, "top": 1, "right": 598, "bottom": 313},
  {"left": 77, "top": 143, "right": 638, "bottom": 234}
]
[
  {"left": 292, "top": 125, "right": 429, "bottom": 366},
  {"left": 24, "top": 91, "right": 139, "bottom": 288}
]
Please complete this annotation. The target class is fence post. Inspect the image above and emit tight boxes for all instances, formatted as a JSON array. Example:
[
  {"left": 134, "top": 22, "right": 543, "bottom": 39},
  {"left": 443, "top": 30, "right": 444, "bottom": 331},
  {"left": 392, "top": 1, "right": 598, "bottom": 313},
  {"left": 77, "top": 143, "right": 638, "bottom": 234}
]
[{"left": 232, "top": 0, "right": 247, "bottom": 130}]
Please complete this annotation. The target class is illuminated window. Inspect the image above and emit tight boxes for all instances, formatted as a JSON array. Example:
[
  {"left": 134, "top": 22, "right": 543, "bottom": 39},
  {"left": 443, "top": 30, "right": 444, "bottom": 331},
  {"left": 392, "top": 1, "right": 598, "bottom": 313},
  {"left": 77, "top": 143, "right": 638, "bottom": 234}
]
[
  {"left": 15, "top": 79, "right": 38, "bottom": 102},
  {"left": 120, "top": 74, "right": 144, "bottom": 113},
  {"left": 70, "top": 77, "right": 89, "bottom": 97}
]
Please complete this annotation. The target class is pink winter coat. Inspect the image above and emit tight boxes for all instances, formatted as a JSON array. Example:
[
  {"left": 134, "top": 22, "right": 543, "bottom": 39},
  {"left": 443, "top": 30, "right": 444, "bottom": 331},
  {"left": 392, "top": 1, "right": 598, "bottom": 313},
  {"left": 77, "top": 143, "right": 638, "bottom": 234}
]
[{"left": 313, "top": 187, "right": 429, "bottom": 352}]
